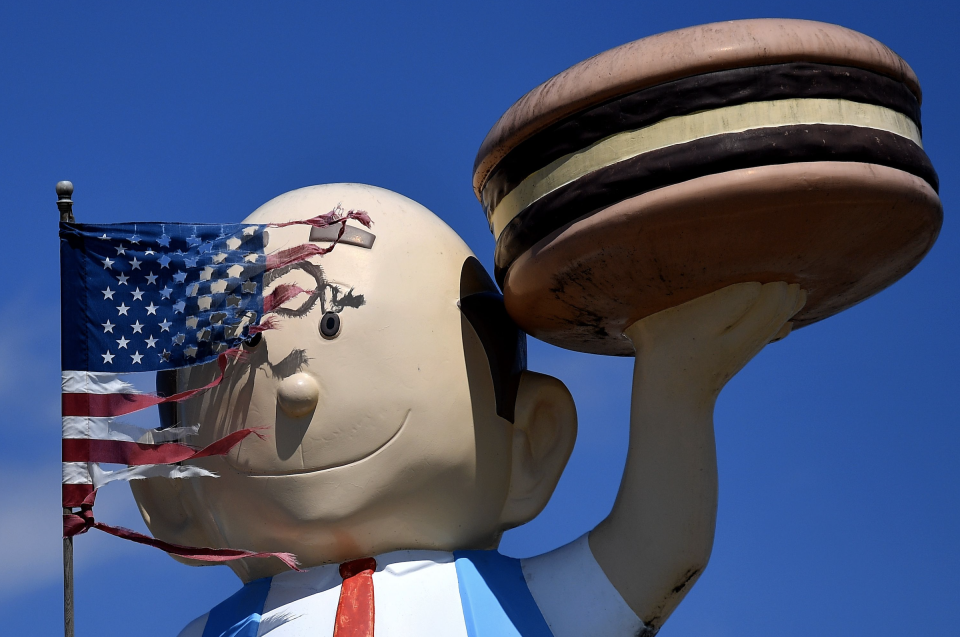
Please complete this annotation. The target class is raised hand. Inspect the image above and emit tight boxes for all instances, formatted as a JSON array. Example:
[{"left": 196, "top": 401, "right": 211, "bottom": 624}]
[{"left": 625, "top": 282, "right": 806, "bottom": 400}]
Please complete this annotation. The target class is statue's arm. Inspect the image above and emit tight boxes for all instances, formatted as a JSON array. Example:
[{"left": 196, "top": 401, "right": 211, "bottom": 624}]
[{"left": 588, "top": 282, "right": 805, "bottom": 630}]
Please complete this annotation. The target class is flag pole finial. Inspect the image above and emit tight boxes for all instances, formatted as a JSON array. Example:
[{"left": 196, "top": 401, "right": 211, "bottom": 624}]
[{"left": 56, "top": 181, "right": 74, "bottom": 223}]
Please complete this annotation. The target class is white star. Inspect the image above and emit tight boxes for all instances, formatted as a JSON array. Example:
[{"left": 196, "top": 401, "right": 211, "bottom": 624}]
[
  {"left": 117, "top": 303, "right": 130, "bottom": 316},
  {"left": 145, "top": 302, "right": 158, "bottom": 315},
  {"left": 130, "top": 257, "right": 142, "bottom": 270},
  {"left": 101, "top": 257, "right": 114, "bottom": 270},
  {"left": 145, "top": 249, "right": 156, "bottom": 256},
  {"left": 116, "top": 336, "right": 130, "bottom": 349},
  {"left": 145, "top": 335, "right": 158, "bottom": 349},
  {"left": 131, "top": 287, "right": 145, "bottom": 301},
  {"left": 115, "top": 244, "right": 127, "bottom": 255},
  {"left": 145, "top": 272, "right": 158, "bottom": 285},
  {"left": 158, "top": 254, "right": 171, "bottom": 269},
  {"left": 117, "top": 273, "right": 129, "bottom": 286},
  {"left": 159, "top": 319, "right": 172, "bottom": 332},
  {"left": 102, "top": 287, "right": 115, "bottom": 300},
  {"left": 160, "top": 286, "right": 173, "bottom": 299},
  {"left": 131, "top": 320, "right": 144, "bottom": 334},
  {"left": 100, "top": 234, "right": 109, "bottom": 240},
  {"left": 101, "top": 351, "right": 115, "bottom": 364},
  {"left": 131, "top": 351, "right": 144, "bottom": 364},
  {"left": 101, "top": 320, "right": 115, "bottom": 333},
  {"left": 128, "top": 234, "right": 140, "bottom": 244}
]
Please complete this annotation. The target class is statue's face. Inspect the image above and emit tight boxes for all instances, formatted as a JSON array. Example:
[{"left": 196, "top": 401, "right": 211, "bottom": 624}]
[{"left": 132, "top": 185, "right": 514, "bottom": 580}]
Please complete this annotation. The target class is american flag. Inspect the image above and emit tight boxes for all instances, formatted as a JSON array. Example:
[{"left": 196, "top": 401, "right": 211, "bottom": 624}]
[{"left": 59, "top": 209, "right": 370, "bottom": 566}]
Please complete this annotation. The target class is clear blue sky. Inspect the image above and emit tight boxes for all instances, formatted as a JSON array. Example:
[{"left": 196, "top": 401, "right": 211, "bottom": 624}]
[{"left": 1, "top": 1, "right": 957, "bottom": 635}]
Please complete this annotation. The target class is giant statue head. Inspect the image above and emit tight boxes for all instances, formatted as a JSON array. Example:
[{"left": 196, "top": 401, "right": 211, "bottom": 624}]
[{"left": 131, "top": 183, "right": 578, "bottom": 581}]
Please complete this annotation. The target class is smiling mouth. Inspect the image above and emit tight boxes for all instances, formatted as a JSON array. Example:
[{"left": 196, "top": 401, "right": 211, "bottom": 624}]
[{"left": 230, "top": 409, "right": 412, "bottom": 477}]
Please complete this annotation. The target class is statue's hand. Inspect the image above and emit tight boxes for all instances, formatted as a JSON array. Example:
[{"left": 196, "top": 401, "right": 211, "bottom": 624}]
[{"left": 625, "top": 282, "right": 806, "bottom": 398}]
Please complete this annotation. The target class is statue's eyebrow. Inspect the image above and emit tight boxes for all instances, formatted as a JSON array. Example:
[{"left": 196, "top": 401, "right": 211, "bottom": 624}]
[{"left": 309, "top": 224, "right": 376, "bottom": 249}]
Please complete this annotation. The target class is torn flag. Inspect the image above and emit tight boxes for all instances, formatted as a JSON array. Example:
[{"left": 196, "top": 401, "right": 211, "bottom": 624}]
[{"left": 59, "top": 209, "right": 371, "bottom": 568}]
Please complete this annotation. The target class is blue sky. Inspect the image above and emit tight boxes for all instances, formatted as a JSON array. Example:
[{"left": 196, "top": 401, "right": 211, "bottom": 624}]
[{"left": 1, "top": 1, "right": 957, "bottom": 635}]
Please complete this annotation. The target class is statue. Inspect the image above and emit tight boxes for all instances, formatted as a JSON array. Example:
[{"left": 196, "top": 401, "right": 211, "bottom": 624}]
[{"left": 125, "top": 18, "right": 939, "bottom": 637}]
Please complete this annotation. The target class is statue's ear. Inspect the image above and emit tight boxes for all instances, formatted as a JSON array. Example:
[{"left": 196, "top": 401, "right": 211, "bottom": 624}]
[{"left": 499, "top": 371, "right": 578, "bottom": 529}]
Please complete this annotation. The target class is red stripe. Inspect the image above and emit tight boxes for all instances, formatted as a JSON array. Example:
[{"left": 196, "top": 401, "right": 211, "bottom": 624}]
[
  {"left": 263, "top": 283, "right": 311, "bottom": 313},
  {"left": 270, "top": 209, "right": 372, "bottom": 230},
  {"left": 61, "top": 428, "right": 261, "bottom": 465},
  {"left": 61, "top": 348, "right": 242, "bottom": 417},
  {"left": 62, "top": 484, "right": 95, "bottom": 508},
  {"left": 266, "top": 243, "right": 335, "bottom": 271},
  {"left": 62, "top": 514, "right": 300, "bottom": 571}
]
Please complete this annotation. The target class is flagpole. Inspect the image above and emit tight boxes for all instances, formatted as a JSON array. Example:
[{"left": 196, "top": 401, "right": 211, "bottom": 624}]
[{"left": 57, "top": 180, "right": 75, "bottom": 637}]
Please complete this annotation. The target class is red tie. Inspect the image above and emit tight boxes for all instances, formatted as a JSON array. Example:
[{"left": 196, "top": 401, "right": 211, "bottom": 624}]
[{"left": 334, "top": 557, "right": 377, "bottom": 637}]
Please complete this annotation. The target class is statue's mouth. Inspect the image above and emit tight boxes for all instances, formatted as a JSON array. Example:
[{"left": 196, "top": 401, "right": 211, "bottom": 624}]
[{"left": 223, "top": 409, "right": 411, "bottom": 476}]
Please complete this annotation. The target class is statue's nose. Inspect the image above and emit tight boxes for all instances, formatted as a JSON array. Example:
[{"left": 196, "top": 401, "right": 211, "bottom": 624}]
[{"left": 277, "top": 372, "right": 320, "bottom": 417}]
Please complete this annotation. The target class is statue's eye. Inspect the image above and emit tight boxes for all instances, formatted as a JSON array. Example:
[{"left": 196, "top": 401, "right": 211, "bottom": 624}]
[{"left": 320, "top": 312, "right": 341, "bottom": 338}]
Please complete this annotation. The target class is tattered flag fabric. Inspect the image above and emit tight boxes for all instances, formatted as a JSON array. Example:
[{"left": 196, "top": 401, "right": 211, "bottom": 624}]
[{"left": 59, "top": 209, "right": 371, "bottom": 569}]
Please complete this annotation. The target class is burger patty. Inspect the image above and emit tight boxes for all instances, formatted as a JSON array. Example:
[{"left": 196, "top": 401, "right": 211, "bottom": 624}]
[
  {"left": 481, "top": 63, "right": 936, "bottom": 285},
  {"left": 493, "top": 124, "right": 937, "bottom": 283}
]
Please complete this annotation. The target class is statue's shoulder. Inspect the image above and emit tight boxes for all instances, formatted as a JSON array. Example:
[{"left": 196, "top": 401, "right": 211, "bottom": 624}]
[{"left": 515, "top": 535, "right": 650, "bottom": 637}]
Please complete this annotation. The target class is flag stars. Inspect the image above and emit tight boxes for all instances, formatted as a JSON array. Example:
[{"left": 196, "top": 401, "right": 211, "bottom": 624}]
[
  {"left": 173, "top": 333, "right": 186, "bottom": 346},
  {"left": 131, "top": 351, "right": 144, "bottom": 365},
  {"left": 145, "top": 302, "right": 158, "bottom": 315},
  {"left": 159, "top": 319, "right": 172, "bottom": 332},
  {"left": 130, "top": 256, "right": 142, "bottom": 270},
  {"left": 158, "top": 254, "right": 172, "bottom": 269},
  {"left": 117, "top": 302, "right": 130, "bottom": 316},
  {"left": 115, "top": 244, "right": 128, "bottom": 255},
  {"left": 173, "top": 271, "right": 187, "bottom": 284},
  {"left": 128, "top": 234, "right": 140, "bottom": 244},
  {"left": 102, "top": 351, "right": 115, "bottom": 364},
  {"left": 131, "top": 320, "right": 144, "bottom": 334},
  {"left": 101, "top": 320, "right": 115, "bottom": 333},
  {"left": 131, "top": 287, "right": 145, "bottom": 301},
  {"left": 158, "top": 234, "right": 171, "bottom": 247},
  {"left": 145, "top": 335, "right": 158, "bottom": 349},
  {"left": 117, "top": 273, "right": 130, "bottom": 286},
  {"left": 145, "top": 249, "right": 156, "bottom": 256},
  {"left": 160, "top": 349, "right": 171, "bottom": 362},
  {"left": 145, "top": 272, "right": 158, "bottom": 285},
  {"left": 160, "top": 286, "right": 173, "bottom": 299},
  {"left": 173, "top": 301, "right": 186, "bottom": 314},
  {"left": 102, "top": 287, "right": 115, "bottom": 300},
  {"left": 102, "top": 257, "right": 115, "bottom": 270},
  {"left": 116, "top": 336, "right": 130, "bottom": 349}
]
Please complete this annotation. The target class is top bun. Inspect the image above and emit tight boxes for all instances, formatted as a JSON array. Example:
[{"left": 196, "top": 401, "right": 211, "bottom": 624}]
[{"left": 473, "top": 19, "right": 919, "bottom": 201}]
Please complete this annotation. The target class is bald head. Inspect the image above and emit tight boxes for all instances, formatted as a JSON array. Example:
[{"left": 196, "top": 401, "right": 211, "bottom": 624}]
[{"left": 131, "top": 184, "right": 576, "bottom": 581}]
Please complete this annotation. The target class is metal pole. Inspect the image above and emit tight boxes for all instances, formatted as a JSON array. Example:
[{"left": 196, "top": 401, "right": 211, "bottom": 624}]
[{"left": 57, "top": 181, "right": 75, "bottom": 637}]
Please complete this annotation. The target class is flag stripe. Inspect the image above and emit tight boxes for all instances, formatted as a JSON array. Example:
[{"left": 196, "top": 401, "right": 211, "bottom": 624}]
[
  {"left": 62, "top": 461, "right": 219, "bottom": 489},
  {"left": 61, "top": 348, "right": 243, "bottom": 417},
  {"left": 62, "top": 484, "right": 95, "bottom": 508},
  {"left": 62, "top": 416, "right": 199, "bottom": 443},
  {"left": 63, "top": 438, "right": 199, "bottom": 464},
  {"left": 61, "top": 371, "right": 140, "bottom": 394},
  {"left": 61, "top": 428, "right": 260, "bottom": 465}
]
